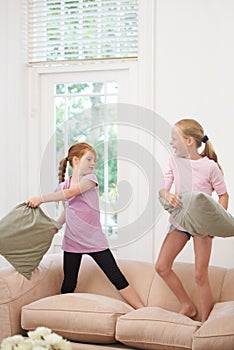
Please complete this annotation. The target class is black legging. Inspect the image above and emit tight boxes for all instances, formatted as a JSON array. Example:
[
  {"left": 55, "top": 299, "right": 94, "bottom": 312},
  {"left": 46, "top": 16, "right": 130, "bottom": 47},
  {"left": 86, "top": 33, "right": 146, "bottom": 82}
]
[{"left": 61, "top": 249, "right": 129, "bottom": 294}]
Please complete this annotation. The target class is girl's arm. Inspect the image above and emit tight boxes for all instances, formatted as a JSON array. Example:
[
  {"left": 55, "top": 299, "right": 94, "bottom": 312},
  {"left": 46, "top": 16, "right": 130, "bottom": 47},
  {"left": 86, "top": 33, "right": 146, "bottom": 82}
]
[
  {"left": 218, "top": 192, "right": 229, "bottom": 210},
  {"left": 159, "top": 158, "right": 181, "bottom": 206},
  {"left": 26, "top": 165, "right": 95, "bottom": 207},
  {"left": 26, "top": 180, "right": 95, "bottom": 207}
]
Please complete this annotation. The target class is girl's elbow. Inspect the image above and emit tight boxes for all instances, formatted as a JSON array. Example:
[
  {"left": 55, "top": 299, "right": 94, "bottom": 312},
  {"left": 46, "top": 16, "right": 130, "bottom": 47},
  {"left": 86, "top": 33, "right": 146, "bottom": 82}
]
[
  {"left": 223, "top": 192, "right": 229, "bottom": 202},
  {"left": 226, "top": 192, "right": 229, "bottom": 205},
  {"left": 220, "top": 192, "right": 229, "bottom": 209},
  {"left": 66, "top": 188, "right": 80, "bottom": 198}
]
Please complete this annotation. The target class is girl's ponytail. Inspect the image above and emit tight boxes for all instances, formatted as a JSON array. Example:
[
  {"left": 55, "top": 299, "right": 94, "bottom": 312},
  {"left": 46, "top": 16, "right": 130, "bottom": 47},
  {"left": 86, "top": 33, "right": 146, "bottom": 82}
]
[
  {"left": 58, "top": 157, "right": 68, "bottom": 183},
  {"left": 201, "top": 140, "right": 223, "bottom": 173}
]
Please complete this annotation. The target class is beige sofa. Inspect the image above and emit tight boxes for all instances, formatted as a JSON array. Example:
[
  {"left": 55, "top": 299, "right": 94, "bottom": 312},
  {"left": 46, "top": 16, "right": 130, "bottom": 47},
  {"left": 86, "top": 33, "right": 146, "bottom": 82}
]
[{"left": 0, "top": 253, "right": 234, "bottom": 350}]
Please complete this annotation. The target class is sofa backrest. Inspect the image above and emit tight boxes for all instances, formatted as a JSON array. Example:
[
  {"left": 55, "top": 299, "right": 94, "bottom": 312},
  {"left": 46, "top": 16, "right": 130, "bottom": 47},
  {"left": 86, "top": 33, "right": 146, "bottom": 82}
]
[
  {"left": 76, "top": 256, "right": 155, "bottom": 307},
  {"left": 75, "top": 255, "right": 234, "bottom": 322},
  {"left": 147, "top": 262, "right": 233, "bottom": 321},
  {"left": 0, "top": 254, "right": 63, "bottom": 340}
]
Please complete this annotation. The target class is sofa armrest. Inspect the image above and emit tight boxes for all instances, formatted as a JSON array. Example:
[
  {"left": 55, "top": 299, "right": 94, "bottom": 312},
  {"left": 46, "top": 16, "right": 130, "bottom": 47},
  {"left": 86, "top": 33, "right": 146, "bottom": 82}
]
[
  {"left": 192, "top": 301, "right": 234, "bottom": 350},
  {"left": 0, "top": 253, "right": 63, "bottom": 341}
]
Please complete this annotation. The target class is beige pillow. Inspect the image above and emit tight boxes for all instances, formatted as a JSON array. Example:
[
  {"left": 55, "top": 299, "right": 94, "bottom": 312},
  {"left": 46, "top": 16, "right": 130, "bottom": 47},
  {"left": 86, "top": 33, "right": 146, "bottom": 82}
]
[
  {"left": 160, "top": 191, "right": 234, "bottom": 237},
  {"left": 192, "top": 301, "right": 234, "bottom": 350},
  {"left": 0, "top": 203, "right": 61, "bottom": 279},
  {"left": 116, "top": 306, "right": 201, "bottom": 350},
  {"left": 21, "top": 293, "right": 133, "bottom": 344}
]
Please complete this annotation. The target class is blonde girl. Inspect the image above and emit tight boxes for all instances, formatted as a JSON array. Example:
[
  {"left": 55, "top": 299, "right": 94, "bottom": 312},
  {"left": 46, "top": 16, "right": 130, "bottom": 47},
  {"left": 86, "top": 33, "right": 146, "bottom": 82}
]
[{"left": 155, "top": 119, "right": 229, "bottom": 322}]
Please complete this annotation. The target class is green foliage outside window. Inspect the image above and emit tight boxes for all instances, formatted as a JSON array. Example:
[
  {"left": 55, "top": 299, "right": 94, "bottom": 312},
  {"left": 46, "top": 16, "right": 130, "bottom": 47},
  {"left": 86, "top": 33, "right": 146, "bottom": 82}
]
[{"left": 55, "top": 82, "right": 117, "bottom": 197}]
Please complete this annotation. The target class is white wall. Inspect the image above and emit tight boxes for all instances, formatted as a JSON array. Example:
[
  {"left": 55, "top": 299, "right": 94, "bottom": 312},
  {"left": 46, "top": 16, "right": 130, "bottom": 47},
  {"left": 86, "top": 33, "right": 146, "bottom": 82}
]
[
  {"left": 155, "top": 0, "right": 234, "bottom": 268},
  {"left": 0, "top": 0, "right": 28, "bottom": 267},
  {"left": 0, "top": 0, "right": 8, "bottom": 215},
  {"left": 0, "top": 0, "right": 28, "bottom": 218}
]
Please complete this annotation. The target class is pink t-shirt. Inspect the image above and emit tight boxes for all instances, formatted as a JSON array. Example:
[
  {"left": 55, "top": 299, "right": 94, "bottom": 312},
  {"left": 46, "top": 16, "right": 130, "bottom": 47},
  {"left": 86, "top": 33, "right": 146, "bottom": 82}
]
[
  {"left": 58, "top": 174, "right": 109, "bottom": 253},
  {"left": 162, "top": 156, "right": 227, "bottom": 230}
]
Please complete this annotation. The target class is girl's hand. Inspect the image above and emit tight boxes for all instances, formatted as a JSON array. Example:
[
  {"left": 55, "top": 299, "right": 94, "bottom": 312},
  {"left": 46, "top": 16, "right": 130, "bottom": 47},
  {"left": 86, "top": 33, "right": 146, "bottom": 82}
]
[
  {"left": 166, "top": 193, "right": 183, "bottom": 208},
  {"left": 25, "top": 196, "right": 43, "bottom": 208},
  {"left": 159, "top": 189, "right": 183, "bottom": 208}
]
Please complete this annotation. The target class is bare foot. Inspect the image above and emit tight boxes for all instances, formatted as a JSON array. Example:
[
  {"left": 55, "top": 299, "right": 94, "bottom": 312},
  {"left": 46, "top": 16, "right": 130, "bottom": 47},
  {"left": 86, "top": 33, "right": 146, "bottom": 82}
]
[{"left": 179, "top": 304, "right": 197, "bottom": 318}]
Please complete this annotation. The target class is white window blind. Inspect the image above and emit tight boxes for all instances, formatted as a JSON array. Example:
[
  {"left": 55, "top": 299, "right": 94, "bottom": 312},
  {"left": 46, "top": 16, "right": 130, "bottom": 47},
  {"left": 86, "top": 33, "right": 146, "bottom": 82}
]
[{"left": 28, "top": 0, "right": 138, "bottom": 64}]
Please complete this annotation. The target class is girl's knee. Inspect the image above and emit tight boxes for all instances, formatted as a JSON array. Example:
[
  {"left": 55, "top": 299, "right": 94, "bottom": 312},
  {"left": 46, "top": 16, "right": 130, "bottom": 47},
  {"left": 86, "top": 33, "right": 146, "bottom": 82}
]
[
  {"left": 155, "top": 261, "right": 170, "bottom": 277},
  {"left": 195, "top": 269, "right": 209, "bottom": 286}
]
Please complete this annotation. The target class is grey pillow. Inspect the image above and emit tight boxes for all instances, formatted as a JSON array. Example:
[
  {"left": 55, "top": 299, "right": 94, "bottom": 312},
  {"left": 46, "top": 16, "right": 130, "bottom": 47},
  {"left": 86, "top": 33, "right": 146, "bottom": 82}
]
[
  {"left": 0, "top": 203, "right": 61, "bottom": 279},
  {"left": 159, "top": 191, "right": 234, "bottom": 237}
]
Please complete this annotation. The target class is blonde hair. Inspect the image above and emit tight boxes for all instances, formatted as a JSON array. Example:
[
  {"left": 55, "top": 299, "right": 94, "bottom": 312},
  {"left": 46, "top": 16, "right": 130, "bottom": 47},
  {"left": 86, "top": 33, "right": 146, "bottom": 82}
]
[
  {"left": 175, "top": 119, "right": 223, "bottom": 172},
  {"left": 58, "top": 142, "right": 96, "bottom": 183}
]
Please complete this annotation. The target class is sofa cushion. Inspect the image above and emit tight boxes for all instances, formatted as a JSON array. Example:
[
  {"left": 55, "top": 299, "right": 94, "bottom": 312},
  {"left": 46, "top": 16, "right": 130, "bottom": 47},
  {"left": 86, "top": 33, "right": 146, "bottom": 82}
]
[
  {"left": 21, "top": 293, "right": 133, "bottom": 344},
  {"left": 0, "top": 203, "right": 61, "bottom": 279},
  {"left": 192, "top": 301, "right": 234, "bottom": 350},
  {"left": 116, "top": 306, "right": 201, "bottom": 350},
  {"left": 160, "top": 191, "right": 234, "bottom": 237}
]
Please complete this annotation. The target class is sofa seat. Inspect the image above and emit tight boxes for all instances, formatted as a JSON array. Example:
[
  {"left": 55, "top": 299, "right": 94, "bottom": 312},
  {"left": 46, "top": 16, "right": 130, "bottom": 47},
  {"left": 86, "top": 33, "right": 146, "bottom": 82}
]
[
  {"left": 116, "top": 307, "right": 201, "bottom": 350},
  {"left": 21, "top": 293, "right": 133, "bottom": 344}
]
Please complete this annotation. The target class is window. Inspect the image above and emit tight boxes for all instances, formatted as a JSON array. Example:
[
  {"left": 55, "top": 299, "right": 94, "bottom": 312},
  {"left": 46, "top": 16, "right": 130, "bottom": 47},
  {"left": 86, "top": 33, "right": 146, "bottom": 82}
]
[
  {"left": 54, "top": 80, "right": 118, "bottom": 237},
  {"left": 28, "top": 0, "right": 138, "bottom": 64}
]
